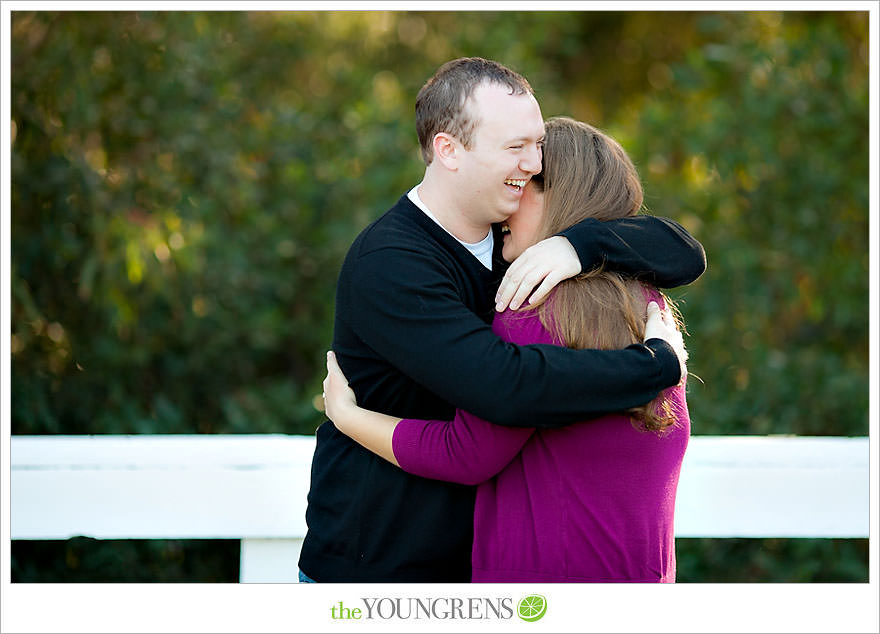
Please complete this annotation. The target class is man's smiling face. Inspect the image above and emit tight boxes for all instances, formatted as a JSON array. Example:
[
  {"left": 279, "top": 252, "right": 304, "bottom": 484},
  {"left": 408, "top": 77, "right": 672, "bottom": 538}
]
[{"left": 454, "top": 81, "right": 545, "bottom": 228}]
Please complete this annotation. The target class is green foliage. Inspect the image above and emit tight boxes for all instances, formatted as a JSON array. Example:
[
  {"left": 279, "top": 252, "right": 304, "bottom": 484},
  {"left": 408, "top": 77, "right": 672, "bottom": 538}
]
[
  {"left": 11, "top": 11, "right": 868, "bottom": 582},
  {"left": 676, "top": 538, "right": 869, "bottom": 583},
  {"left": 618, "top": 12, "right": 869, "bottom": 436},
  {"left": 11, "top": 11, "right": 425, "bottom": 436},
  {"left": 12, "top": 538, "right": 239, "bottom": 582}
]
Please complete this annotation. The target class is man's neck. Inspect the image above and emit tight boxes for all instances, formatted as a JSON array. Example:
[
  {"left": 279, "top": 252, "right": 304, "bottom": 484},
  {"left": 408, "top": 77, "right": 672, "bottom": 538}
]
[{"left": 417, "top": 176, "right": 491, "bottom": 244}]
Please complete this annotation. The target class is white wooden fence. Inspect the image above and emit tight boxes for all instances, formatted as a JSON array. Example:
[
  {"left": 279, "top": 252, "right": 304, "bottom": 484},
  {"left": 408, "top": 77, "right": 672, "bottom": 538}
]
[{"left": 10, "top": 434, "right": 870, "bottom": 582}]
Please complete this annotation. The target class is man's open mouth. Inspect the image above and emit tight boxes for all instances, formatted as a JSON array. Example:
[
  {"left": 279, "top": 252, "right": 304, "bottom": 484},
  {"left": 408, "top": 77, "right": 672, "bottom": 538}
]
[{"left": 504, "top": 178, "right": 527, "bottom": 192}]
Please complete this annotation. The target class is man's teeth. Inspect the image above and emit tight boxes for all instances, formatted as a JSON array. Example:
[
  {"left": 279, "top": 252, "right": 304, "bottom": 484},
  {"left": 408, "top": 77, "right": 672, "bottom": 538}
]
[{"left": 505, "top": 179, "right": 527, "bottom": 189}]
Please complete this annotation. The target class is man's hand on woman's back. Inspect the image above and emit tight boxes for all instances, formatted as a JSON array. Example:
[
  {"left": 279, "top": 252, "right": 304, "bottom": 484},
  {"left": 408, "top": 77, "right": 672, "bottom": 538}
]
[{"left": 645, "top": 301, "right": 688, "bottom": 384}]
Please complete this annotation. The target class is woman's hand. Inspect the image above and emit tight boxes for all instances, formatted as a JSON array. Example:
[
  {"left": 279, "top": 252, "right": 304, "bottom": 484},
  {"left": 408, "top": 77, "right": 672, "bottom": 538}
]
[
  {"left": 323, "top": 351, "right": 358, "bottom": 428},
  {"left": 321, "top": 350, "right": 403, "bottom": 466}
]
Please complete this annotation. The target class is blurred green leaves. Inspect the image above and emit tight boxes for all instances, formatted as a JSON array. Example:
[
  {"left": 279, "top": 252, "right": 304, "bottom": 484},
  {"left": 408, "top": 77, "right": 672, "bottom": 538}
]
[
  {"left": 11, "top": 11, "right": 427, "bottom": 435},
  {"left": 620, "top": 11, "right": 868, "bottom": 436}
]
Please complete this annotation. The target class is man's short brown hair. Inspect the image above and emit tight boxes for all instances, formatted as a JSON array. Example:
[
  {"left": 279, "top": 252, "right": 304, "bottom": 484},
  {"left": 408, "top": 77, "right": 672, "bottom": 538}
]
[{"left": 415, "top": 57, "right": 534, "bottom": 165}]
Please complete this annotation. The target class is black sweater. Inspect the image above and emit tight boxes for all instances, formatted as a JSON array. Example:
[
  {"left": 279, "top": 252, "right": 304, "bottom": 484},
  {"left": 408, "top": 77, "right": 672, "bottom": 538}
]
[{"left": 299, "top": 194, "right": 705, "bottom": 582}]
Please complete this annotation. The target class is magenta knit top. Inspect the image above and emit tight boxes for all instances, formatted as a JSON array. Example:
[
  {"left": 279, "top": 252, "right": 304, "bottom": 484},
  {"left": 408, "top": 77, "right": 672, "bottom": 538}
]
[{"left": 391, "top": 296, "right": 690, "bottom": 583}]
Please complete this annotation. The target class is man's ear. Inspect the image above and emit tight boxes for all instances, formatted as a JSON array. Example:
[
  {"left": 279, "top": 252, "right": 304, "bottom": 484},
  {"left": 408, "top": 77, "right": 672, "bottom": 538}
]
[{"left": 432, "top": 133, "right": 459, "bottom": 170}]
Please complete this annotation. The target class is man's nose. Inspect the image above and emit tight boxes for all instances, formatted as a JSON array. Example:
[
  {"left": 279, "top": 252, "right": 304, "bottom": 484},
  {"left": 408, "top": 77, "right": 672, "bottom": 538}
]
[{"left": 520, "top": 144, "right": 542, "bottom": 174}]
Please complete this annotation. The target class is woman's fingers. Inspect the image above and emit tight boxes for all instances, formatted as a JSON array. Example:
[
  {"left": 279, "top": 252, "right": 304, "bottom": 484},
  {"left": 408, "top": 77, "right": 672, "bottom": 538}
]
[{"left": 323, "top": 350, "right": 358, "bottom": 418}]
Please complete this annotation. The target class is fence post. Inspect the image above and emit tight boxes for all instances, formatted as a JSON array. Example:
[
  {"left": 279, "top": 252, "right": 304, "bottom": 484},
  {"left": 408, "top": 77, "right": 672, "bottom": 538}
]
[{"left": 239, "top": 538, "right": 305, "bottom": 583}]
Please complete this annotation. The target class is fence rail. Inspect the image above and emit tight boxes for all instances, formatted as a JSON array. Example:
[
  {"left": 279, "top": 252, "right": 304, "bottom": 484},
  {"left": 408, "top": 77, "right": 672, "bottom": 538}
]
[{"left": 10, "top": 434, "right": 869, "bottom": 582}]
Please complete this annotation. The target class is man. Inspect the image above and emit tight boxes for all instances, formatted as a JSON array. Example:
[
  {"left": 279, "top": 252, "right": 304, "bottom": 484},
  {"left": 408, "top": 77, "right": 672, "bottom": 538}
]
[{"left": 299, "top": 58, "right": 705, "bottom": 583}]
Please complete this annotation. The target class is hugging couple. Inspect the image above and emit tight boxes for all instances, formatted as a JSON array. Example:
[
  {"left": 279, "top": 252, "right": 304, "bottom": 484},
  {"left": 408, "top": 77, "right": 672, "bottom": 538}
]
[{"left": 300, "top": 57, "right": 705, "bottom": 584}]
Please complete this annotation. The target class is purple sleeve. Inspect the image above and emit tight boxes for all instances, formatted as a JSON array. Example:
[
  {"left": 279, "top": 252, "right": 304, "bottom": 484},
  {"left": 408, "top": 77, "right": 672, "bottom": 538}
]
[
  {"left": 391, "top": 309, "right": 553, "bottom": 485},
  {"left": 393, "top": 410, "right": 533, "bottom": 486}
]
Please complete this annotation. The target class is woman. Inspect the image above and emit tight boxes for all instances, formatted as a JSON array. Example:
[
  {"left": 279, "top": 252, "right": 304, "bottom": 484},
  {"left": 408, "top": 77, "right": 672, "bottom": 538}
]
[{"left": 322, "top": 117, "right": 690, "bottom": 583}]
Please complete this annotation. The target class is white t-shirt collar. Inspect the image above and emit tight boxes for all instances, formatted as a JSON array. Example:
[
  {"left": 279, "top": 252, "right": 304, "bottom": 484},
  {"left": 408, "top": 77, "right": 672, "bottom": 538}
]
[{"left": 407, "top": 185, "right": 494, "bottom": 270}]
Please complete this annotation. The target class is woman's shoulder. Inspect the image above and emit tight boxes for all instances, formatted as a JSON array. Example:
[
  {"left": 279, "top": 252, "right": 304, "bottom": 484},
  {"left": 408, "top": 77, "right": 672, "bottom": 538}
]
[
  {"left": 640, "top": 284, "right": 666, "bottom": 309},
  {"left": 492, "top": 307, "right": 559, "bottom": 346}
]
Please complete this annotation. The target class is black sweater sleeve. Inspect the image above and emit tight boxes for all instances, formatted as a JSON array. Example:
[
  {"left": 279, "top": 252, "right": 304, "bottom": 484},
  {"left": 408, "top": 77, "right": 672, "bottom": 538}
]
[
  {"left": 347, "top": 246, "right": 682, "bottom": 428},
  {"left": 560, "top": 216, "right": 707, "bottom": 288}
]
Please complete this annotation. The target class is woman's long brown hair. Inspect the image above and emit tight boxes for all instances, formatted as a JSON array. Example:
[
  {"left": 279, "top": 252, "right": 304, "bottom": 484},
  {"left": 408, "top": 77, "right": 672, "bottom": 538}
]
[{"left": 527, "top": 117, "right": 684, "bottom": 431}]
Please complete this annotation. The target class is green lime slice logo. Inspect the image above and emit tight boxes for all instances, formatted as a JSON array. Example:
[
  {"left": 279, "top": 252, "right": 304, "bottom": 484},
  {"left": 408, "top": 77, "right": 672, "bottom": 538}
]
[{"left": 517, "top": 594, "right": 547, "bottom": 622}]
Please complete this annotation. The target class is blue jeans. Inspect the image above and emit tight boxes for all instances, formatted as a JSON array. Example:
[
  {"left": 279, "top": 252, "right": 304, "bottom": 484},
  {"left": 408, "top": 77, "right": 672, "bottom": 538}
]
[{"left": 298, "top": 568, "right": 317, "bottom": 583}]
